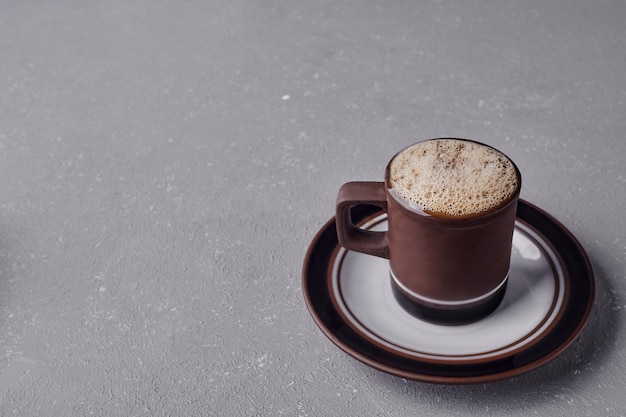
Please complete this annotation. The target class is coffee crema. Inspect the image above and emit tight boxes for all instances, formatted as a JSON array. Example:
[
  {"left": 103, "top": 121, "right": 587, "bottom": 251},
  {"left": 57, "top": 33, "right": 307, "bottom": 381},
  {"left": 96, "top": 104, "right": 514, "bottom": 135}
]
[{"left": 388, "top": 139, "right": 519, "bottom": 217}]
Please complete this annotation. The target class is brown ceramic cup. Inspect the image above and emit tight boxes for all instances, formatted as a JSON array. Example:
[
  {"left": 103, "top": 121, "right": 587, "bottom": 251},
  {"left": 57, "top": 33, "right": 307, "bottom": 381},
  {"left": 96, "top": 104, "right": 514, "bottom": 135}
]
[{"left": 336, "top": 138, "right": 521, "bottom": 325}]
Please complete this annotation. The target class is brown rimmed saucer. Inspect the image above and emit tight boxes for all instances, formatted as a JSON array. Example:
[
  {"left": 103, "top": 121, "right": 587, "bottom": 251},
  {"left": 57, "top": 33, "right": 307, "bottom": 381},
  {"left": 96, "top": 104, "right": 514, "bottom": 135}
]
[{"left": 302, "top": 200, "right": 594, "bottom": 384}]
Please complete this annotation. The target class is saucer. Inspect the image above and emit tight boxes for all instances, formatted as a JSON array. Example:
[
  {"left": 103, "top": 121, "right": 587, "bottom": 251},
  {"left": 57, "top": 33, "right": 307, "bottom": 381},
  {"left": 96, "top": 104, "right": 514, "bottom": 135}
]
[{"left": 302, "top": 200, "right": 594, "bottom": 384}]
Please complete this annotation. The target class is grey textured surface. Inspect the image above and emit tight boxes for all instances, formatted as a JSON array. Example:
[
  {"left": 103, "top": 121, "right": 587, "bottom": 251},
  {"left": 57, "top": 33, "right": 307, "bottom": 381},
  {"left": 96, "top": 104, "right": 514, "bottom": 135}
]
[{"left": 0, "top": 0, "right": 624, "bottom": 415}]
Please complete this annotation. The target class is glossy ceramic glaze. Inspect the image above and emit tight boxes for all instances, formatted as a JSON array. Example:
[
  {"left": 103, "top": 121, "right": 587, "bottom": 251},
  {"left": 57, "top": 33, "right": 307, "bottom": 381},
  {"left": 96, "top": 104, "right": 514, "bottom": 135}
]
[
  {"left": 332, "top": 214, "right": 563, "bottom": 361},
  {"left": 335, "top": 139, "right": 521, "bottom": 324},
  {"left": 303, "top": 201, "right": 594, "bottom": 384}
]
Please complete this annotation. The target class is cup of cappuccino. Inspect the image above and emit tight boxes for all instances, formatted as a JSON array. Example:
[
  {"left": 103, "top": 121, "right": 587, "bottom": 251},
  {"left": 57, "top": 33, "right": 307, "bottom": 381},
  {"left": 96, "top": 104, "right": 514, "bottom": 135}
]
[{"left": 336, "top": 138, "right": 521, "bottom": 325}]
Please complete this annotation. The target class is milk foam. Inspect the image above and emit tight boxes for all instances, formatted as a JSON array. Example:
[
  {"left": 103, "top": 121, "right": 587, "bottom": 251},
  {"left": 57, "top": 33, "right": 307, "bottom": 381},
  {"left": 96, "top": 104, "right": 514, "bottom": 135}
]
[{"left": 389, "top": 139, "right": 519, "bottom": 217}]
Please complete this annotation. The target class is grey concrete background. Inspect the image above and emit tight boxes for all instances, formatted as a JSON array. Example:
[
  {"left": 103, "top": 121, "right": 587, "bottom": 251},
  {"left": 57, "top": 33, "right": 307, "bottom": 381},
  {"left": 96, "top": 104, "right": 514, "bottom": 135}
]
[{"left": 0, "top": 0, "right": 624, "bottom": 415}]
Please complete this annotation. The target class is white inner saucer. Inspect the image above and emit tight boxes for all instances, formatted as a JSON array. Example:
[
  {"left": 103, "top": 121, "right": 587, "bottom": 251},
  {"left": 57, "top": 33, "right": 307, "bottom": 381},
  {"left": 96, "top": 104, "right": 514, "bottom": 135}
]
[{"left": 331, "top": 213, "right": 566, "bottom": 362}]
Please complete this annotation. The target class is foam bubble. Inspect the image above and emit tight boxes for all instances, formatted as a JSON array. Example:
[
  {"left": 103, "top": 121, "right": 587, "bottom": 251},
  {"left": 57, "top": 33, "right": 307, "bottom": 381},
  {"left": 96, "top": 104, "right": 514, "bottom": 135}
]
[{"left": 389, "top": 139, "right": 519, "bottom": 217}]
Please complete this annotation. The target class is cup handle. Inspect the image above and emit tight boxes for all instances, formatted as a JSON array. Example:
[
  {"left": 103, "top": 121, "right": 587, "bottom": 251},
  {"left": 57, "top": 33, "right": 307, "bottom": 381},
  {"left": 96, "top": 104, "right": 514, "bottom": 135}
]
[{"left": 336, "top": 181, "right": 389, "bottom": 259}]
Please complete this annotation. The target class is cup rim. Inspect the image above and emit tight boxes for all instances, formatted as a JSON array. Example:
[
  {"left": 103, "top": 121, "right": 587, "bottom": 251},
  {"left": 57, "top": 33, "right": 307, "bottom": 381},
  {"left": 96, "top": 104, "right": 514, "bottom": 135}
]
[{"left": 384, "top": 138, "right": 522, "bottom": 222}]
